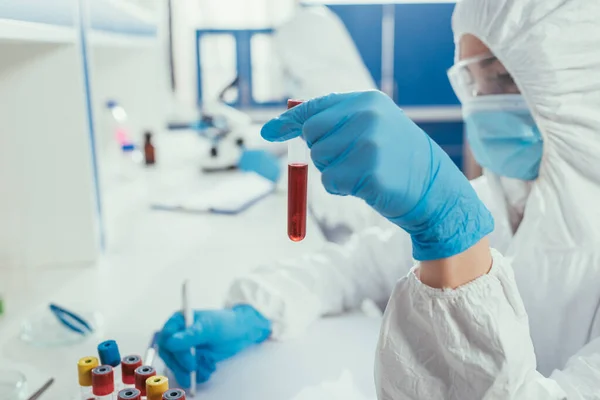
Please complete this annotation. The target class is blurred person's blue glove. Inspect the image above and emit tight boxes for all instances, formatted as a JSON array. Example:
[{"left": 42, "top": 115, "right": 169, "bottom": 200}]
[
  {"left": 158, "top": 304, "right": 271, "bottom": 387},
  {"left": 262, "top": 91, "right": 493, "bottom": 260}
]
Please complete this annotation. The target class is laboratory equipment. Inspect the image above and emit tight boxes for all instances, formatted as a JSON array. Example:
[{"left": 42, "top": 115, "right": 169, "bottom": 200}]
[
  {"left": 26, "top": 378, "right": 54, "bottom": 400},
  {"left": 287, "top": 99, "right": 308, "bottom": 242},
  {"left": 146, "top": 376, "right": 169, "bottom": 400},
  {"left": 0, "top": 368, "right": 27, "bottom": 399},
  {"left": 121, "top": 355, "right": 142, "bottom": 388},
  {"left": 144, "top": 132, "right": 156, "bottom": 166},
  {"left": 181, "top": 281, "right": 195, "bottom": 397},
  {"left": 107, "top": 101, "right": 133, "bottom": 147},
  {"left": 49, "top": 303, "right": 93, "bottom": 335},
  {"left": 78, "top": 356, "right": 99, "bottom": 400},
  {"left": 98, "top": 340, "right": 122, "bottom": 389},
  {"left": 20, "top": 308, "right": 102, "bottom": 347},
  {"left": 162, "top": 389, "right": 186, "bottom": 400},
  {"left": 117, "top": 388, "right": 141, "bottom": 400},
  {"left": 134, "top": 366, "right": 156, "bottom": 396},
  {"left": 92, "top": 365, "right": 115, "bottom": 400}
]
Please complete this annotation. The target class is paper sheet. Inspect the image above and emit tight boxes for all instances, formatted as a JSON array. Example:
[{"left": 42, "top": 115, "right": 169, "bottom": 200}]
[
  {"left": 159, "top": 313, "right": 381, "bottom": 400},
  {"left": 151, "top": 171, "right": 275, "bottom": 214}
]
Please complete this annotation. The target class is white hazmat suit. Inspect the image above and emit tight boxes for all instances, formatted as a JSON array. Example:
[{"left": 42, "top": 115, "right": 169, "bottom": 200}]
[{"left": 227, "top": 0, "right": 600, "bottom": 398}]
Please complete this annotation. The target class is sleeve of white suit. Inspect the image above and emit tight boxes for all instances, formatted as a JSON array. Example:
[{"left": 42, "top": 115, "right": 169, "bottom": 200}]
[
  {"left": 375, "top": 249, "right": 569, "bottom": 400},
  {"left": 225, "top": 226, "right": 413, "bottom": 340},
  {"left": 550, "top": 333, "right": 600, "bottom": 399}
]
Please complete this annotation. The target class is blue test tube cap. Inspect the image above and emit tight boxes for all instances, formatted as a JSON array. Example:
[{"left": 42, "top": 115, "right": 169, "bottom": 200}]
[{"left": 98, "top": 340, "right": 121, "bottom": 367}]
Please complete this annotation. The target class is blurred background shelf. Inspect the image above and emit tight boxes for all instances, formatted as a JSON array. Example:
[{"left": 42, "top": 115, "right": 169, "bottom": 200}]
[
  {"left": 0, "top": 19, "right": 76, "bottom": 44},
  {"left": 89, "top": 0, "right": 158, "bottom": 36},
  {"left": 88, "top": 30, "right": 157, "bottom": 48}
]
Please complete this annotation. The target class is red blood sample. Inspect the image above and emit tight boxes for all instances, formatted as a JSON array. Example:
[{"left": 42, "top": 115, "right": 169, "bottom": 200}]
[
  {"left": 121, "top": 355, "right": 142, "bottom": 385},
  {"left": 134, "top": 365, "right": 156, "bottom": 396},
  {"left": 92, "top": 365, "right": 114, "bottom": 396},
  {"left": 287, "top": 99, "right": 303, "bottom": 108},
  {"left": 288, "top": 163, "right": 308, "bottom": 241}
]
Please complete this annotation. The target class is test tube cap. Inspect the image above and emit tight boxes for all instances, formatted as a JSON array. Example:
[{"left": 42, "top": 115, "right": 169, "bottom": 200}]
[
  {"left": 146, "top": 375, "right": 169, "bottom": 400},
  {"left": 98, "top": 339, "right": 121, "bottom": 367},
  {"left": 163, "top": 388, "right": 186, "bottom": 400},
  {"left": 118, "top": 388, "right": 142, "bottom": 400},
  {"left": 134, "top": 365, "right": 156, "bottom": 395},
  {"left": 91, "top": 365, "right": 114, "bottom": 396},
  {"left": 77, "top": 356, "right": 99, "bottom": 387},
  {"left": 287, "top": 99, "right": 303, "bottom": 109},
  {"left": 121, "top": 354, "right": 143, "bottom": 384}
]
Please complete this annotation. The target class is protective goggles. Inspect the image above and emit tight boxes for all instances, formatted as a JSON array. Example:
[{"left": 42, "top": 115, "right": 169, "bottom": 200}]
[{"left": 448, "top": 52, "right": 519, "bottom": 102}]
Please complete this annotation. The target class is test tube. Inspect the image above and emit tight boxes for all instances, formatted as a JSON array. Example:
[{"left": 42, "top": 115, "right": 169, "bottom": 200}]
[
  {"left": 146, "top": 375, "right": 169, "bottom": 400},
  {"left": 77, "top": 356, "right": 99, "bottom": 400},
  {"left": 92, "top": 365, "right": 115, "bottom": 400},
  {"left": 134, "top": 365, "right": 156, "bottom": 396},
  {"left": 287, "top": 99, "right": 309, "bottom": 242},
  {"left": 98, "top": 340, "right": 122, "bottom": 390},
  {"left": 162, "top": 389, "right": 186, "bottom": 400},
  {"left": 117, "top": 388, "right": 141, "bottom": 400},
  {"left": 121, "top": 355, "right": 142, "bottom": 388}
]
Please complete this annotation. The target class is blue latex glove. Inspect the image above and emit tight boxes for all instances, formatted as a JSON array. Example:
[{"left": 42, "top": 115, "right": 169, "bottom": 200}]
[
  {"left": 158, "top": 304, "right": 271, "bottom": 387},
  {"left": 262, "top": 91, "right": 494, "bottom": 260},
  {"left": 238, "top": 149, "right": 282, "bottom": 183}
]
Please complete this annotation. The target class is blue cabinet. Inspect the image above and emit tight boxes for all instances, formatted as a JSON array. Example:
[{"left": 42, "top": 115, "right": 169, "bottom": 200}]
[
  {"left": 327, "top": 4, "right": 383, "bottom": 88},
  {"left": 394, "top": 3, "right": 458, "bottom": 106}
]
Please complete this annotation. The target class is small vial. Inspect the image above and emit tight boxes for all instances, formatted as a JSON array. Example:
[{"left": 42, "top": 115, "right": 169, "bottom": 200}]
[
  {"left": 117, "top": 388, "right": 141, "bottom": 400},
  {"left": 121, "top": 355, "right": 142, "bottom": 388},
  {"left": 163, "top": 389, "right": 186, "bottom": 400},
  {"left": 92, "top": 365, "right": 115, "bottom": 400},
  {"left": 146, "top": 375, "right": 169, "bottom": 400},
  {"left": 144, "top": 131, "right": 156, "bottom": 166},
  {"left": 134, "top": 365, "right": 156, "bottom": 397},
  {"left": 287, "top": 99, "right": 309, "bottom": 242},
  {"left": 77, "top": 356, "right": 99, "bottom": 400}
]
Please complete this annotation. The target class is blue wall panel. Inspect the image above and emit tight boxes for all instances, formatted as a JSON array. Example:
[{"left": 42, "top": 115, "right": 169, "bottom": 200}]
[
  {"left": 327, "top": 4, "right": 383, "bottom": 88},
  {"left": 417, "top": 121, "right": 464, "bottom": 170},
  {"left": 394, "top": 3, "right": 458, "bottom": 106}
]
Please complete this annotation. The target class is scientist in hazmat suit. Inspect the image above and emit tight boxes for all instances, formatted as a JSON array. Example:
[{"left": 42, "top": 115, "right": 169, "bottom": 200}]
[{"left": 158, "top": 0, "right": 600, "bottom": 398}]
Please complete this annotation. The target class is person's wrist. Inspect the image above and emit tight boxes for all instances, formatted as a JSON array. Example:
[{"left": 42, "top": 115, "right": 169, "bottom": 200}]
[{"left": 417, "top": 237, "right": 492, "bottom": 289}]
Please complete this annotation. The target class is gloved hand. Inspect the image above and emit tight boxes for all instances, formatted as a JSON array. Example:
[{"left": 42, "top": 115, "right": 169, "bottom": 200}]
[
  {"left": 262, "top": 91, "right": 494, "bottom": 260},
  {"left": 158, "top": 304, "right": 271, "bottom": 387}
]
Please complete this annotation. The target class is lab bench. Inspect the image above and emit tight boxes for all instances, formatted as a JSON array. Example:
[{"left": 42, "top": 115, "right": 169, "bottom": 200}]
[{"left": 0, "top": 137, "right": 326, "bottom": 397}]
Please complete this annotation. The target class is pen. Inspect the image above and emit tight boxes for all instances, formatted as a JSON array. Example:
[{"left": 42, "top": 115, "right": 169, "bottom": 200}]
[
  {"left": 27, "top": 378, "right": 54, "bottom": 400},
  {"left": 182, "top": 280, "right": 196, "bottom": 396},
  {"left": 144, "top": 332, "right": 159, "bottom": 367}
]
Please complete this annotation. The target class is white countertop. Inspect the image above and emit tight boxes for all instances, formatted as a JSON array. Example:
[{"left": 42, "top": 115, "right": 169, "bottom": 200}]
[{"left": 0, "top": 132, "right": 327, "bottom": 398}]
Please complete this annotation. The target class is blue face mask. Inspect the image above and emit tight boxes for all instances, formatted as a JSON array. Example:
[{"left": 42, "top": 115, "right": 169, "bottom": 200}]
[{"left": 463, "top": 95, "right": 543, "bottom": 181}]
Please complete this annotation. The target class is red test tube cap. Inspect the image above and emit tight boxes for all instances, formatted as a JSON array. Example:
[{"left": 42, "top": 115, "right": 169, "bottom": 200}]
[
  {"left": 134, "top": 365, "right": 156, "bottom": 396},
  {"left": 92, "top": 365, "right": 114, "bottom": 396},
  {"left": 287, "top": 99, "right": 303, "bottom": 109},
  {"left": 121, "top": 355, "right": 143, "bottom": 385}
]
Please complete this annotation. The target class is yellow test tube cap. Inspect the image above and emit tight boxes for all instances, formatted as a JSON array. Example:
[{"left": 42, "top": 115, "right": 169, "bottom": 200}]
[
  {"left": 77, "top": 356, "right": 99, "bottom": 386},
  {"left": 146, "top": 375, "right": 169, "bottom": 400}
]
